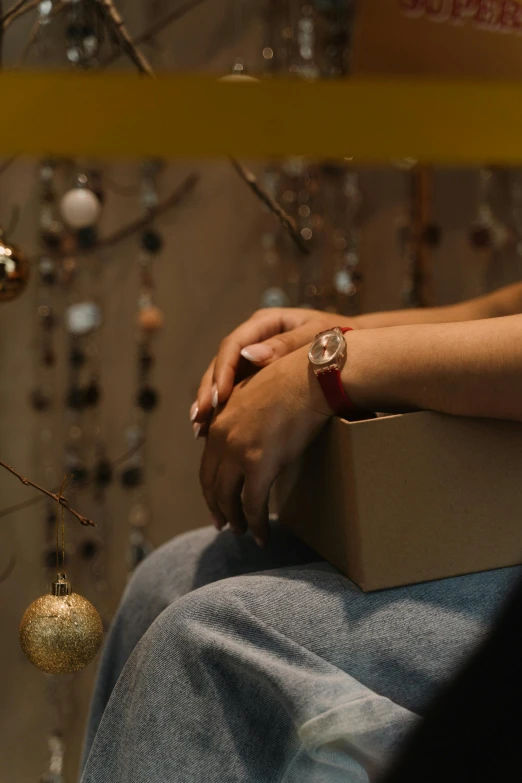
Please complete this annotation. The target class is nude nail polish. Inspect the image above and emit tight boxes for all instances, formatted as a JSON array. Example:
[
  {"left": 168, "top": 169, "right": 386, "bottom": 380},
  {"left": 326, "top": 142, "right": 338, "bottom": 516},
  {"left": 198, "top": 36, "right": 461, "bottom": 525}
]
[
  {"left": 211, "top": 385, "right": 219, "bottom": 408},
  {"left": 190, "top": 402, "right": 199, "bottom": 422}
]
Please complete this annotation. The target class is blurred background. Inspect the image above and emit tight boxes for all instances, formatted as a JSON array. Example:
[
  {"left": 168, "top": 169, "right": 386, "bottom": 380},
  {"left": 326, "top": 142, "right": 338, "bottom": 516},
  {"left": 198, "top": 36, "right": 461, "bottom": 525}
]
[{"left": 1, "top": 1, "right": 522, "bottom": 781}]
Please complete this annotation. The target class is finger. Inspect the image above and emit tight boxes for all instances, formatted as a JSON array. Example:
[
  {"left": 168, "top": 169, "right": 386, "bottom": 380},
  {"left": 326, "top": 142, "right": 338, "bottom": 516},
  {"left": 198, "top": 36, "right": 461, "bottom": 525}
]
[
  {"left": 214, "top": 462, "right": 247, "bottom": 535},
  {"left": 194, "top": 359, "right": 216, "bottom": 424},
  {"left": 241, "top": 321, "right": 327, "bottom": 367},
  {"left": 212, "top": 311, "right": 290, "bottom": 404},
  {"left": 242, "top": 474, "right": 273, "bottom": 547},
  {"left": 199, "top": 432, "right": 226, "bottom": 530}
]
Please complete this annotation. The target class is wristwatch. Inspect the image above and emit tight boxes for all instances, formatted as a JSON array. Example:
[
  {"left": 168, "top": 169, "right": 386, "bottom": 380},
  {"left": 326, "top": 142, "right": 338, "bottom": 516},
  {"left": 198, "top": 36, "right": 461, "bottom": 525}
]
[{"left": 308, "top": 326, "right": 356, "bottom": 417}]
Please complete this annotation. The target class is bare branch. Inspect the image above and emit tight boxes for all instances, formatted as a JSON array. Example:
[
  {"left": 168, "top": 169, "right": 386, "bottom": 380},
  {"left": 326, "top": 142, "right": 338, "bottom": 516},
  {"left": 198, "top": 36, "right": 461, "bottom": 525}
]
[
  {"left": 102, "top": 0, "right": 208, "bottom": 66},
  {"left": 0, "top": 460, "right": 95, "bottom": 527},
  {"left": 96, "top": 0, "right": 154, "bottom": 77},
  {"left": 0, "top": 438, "right": 145, "bottom": 523},
  {"left": 2, "top": 0, "right": 40, "bottom": 30},
  {"left": 230, "top": 159, "right": 311, "bottom": 254}
]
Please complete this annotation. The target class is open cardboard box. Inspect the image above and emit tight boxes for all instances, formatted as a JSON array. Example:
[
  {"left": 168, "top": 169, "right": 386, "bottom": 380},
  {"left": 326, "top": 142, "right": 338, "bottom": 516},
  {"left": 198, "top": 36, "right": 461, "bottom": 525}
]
[{"left": 276, "top": 412, "right": 522, "bottom": 592}]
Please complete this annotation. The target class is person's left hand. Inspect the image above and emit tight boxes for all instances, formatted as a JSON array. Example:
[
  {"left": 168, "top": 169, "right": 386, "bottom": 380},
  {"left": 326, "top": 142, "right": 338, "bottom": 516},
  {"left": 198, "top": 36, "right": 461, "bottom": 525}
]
[{"left": 199, "top": 345, "right": 332, "bottom": 547}]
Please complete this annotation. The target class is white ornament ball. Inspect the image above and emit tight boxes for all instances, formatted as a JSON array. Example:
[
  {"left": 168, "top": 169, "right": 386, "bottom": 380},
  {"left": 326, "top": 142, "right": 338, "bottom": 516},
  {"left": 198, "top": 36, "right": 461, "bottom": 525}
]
[
  {"left": 60, "top": 188, "right": 101, "bottom": 229},
  {"left": 65, "top": 301, "right": 102, "bottom": 336},
  {"left": 260, "top": 287, "right": 289, "bottom": 308}
]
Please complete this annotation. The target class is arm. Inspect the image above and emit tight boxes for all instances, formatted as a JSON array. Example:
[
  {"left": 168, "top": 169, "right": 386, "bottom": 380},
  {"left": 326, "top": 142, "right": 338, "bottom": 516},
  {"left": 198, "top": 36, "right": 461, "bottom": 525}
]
[
  {"left": 344, "top": 314, "right": 522, "bottom": 422},
  {"left": 194, "top": 282, "right": 522, "bottom": 428},
  {"left": 353, "top": 282, "right": 522, "bottom": 329}
]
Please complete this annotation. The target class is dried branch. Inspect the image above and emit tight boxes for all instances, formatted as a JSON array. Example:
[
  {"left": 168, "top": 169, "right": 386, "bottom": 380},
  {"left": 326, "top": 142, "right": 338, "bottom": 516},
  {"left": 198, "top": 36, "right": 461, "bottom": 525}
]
[
  {"left": 0, "top": 0, "right": 27, "bottom": 24},
  {"left": 97, "top": 0, "right": 308, "bottom": 253},
  {"left": 230, "top": 159, "right": 311, "bottom": 254},
  {"left": 0, "top": 438, "right": 145, "bottom": 522},
  {"left": 102, "top": 0, "right": 208, "bottom": 66},
  {"left": 96, "top": 0, "right": 155, "bottom": 77},
  {"left": 2, "top": 0, "right": 40, "bottom": 30},
  {"left": 16, "top": 0, "right": 65, "bottom": 66},
  {"left": 0, "top": 460, "right": 95, "bottom": 527}
]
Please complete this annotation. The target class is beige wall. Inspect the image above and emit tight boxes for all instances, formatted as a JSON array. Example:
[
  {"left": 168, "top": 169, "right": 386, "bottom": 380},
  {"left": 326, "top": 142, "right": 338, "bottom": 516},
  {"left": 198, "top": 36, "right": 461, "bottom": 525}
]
[{"left": 1, "top": 3, "right": 522, "bottom": 782}]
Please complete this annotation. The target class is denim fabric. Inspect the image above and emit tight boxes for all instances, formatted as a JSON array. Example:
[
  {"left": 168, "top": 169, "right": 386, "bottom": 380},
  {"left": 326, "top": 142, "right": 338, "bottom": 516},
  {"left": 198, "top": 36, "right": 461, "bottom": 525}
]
[{"left": 81, "top": 524, "right": 521, "bottom": 783}]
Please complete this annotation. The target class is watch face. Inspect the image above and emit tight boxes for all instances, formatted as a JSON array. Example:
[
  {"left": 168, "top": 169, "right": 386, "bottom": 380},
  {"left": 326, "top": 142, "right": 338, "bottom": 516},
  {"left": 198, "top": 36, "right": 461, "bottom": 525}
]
[{"left": 308, "top": 330, "right": 345, "bottom": 366}]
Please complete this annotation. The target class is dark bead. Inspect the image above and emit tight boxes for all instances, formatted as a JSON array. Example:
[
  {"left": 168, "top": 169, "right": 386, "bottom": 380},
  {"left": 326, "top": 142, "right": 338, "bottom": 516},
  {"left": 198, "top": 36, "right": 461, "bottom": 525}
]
[
  {"left": 137, "top": 386, "right": 159, "bottom": 411},
  {"left": 71, "top": 466, "right": 88, "bottom": 484},
  {"left": 42, "top": 348, "right": 56, "bottom": 367},
  {"left": 95, "top": 459, "right": 113, "bottom": 487},
  {"left": 85, "top": 381, "right": 101, "bottom": 407},
  {"left": 141, "top": 229, "right": 163, "bottom": 254},
  {"left": 470, "top": 225, "right": 492, "bottom": 249},
  {"left": 66, "top": 385, "right": 86, "bottom": 411},
  {"left": 69, "top": 347, "right": 86, "bottom": 368},
  {"left": 80, "top": 539, "right": 99, "bottom": 560},
  {"left": 30, "top": 388, "right": 51, "bottom": 412},
  {"left": 121, "top": 465, "right": 143, "bottom": 488},
  {"left": 139, "top": 348, "right": 154, "bottom": 373},
  {"left": 131, "top": 544, "right": 147, "bottom": 568},
  {"left": 423, "top": 223, "right": 442, "bottom": 248},
  {"left": 41, "top": 229, "right": 61, "bottom": 250},
  {"left": 0, "top": 262, "right": 6, "bottom": 282},
  {"left": 40, "top": 269, "right": 57, "bottom": 286},
  {"left": 81, "top": 24, "right": 95, "bottom": 38},
  {"left": 66, "top": 23, "right": 83, "bottom": 39},
  {"left": 76, "top": 226, "right": 98, "bottom": 250},
  {"left": 43, "top": 548, "right": 57, "bottom": 569}
]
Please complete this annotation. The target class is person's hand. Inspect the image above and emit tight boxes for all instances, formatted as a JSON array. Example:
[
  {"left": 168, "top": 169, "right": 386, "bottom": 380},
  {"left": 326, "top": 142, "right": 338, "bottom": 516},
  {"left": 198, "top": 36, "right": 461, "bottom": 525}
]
[
  {"left": 192, "top": 308, "right": 354, "bottom": 434},
  {"left": 199, "top": 344, "right": 332, "bottom": 546}
]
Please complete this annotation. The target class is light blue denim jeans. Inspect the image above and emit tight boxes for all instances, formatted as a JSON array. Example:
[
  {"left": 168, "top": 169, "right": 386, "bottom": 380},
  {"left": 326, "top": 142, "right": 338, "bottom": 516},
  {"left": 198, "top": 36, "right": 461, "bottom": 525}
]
[{"left": 80, "top": 523, "right": 520, "bottom": 783}]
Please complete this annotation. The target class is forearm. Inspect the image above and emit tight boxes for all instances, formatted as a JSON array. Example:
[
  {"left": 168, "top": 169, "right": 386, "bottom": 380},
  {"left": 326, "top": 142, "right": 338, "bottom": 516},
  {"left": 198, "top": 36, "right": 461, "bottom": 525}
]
[
  {"left": 351, "top": 282, "right": 522, "bottom": 330},
  {"left": 344, "top": 314, "right": 522, "bottom": 422}
]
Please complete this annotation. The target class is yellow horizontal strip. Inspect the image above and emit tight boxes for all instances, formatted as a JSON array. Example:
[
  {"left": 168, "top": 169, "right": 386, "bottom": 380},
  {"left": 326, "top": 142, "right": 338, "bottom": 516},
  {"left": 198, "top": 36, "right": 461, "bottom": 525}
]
[{"left": 3, "top": 71, "right": 522, "bottom": 163}]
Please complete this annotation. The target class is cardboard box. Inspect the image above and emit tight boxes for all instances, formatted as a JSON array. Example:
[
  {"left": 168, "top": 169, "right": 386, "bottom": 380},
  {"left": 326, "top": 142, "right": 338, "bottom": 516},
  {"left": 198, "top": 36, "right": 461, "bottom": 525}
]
[{"left": 276, "top": 412, "right": 522, "bottom": 591}]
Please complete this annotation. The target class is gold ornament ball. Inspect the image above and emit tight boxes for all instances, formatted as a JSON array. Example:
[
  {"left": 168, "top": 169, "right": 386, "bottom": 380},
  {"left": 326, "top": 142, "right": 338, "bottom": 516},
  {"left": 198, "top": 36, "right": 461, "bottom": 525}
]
[
  {"left": 20, "top": 577, "right": 103, "bottom": 675},
  {"left": 0, "top": 239, "right": 29, "bottom": 302},
  {"left": 138, "top": 305, "right": 164, "bottom": 333}
]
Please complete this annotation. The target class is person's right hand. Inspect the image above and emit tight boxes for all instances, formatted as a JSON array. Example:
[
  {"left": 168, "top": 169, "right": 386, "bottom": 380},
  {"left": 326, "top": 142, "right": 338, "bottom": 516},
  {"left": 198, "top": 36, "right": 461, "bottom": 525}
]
[{"left": 192, "top": 308, "right": 355, "bottom": 434}]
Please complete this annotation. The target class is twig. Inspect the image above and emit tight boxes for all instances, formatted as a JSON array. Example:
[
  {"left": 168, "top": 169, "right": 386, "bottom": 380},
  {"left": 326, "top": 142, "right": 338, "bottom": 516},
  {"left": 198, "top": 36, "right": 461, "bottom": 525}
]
[
  {"left": 0, "top": 438, "right": 145, "bottom": 522},
  {"left": 102, "top": 0, "right": 208, "bottom": 66},
  {"left": 0, "top": 0, "right": 27, "bottom": 25},
  {"left": 230, "top": 159, "right": 311, "bottom": 254},
  {"left": 2, "top": 0, "right": 39, "bottom": 30},
  {"left": 96, "top": 0, "right": 155, "bottom": 77},
  {"left": 16, "top": 0, "right": 65, "bottom": 66},
  {"left": 0, "top": 460, "right": 95, "bottom": 527},
  {"left": 97, "top": 0, "right": 308, "bottom": 253}
]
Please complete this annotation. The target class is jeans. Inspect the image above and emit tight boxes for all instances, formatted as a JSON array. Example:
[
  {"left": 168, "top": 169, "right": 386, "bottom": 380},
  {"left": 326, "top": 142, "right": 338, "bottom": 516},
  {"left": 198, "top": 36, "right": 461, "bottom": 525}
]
[{"left": 80, "top": 524, "right": 520, "bottom": 783}]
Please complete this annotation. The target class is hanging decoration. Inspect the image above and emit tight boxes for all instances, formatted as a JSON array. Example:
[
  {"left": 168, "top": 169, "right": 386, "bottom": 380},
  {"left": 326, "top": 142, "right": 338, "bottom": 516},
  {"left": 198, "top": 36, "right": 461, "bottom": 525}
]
[
  {"left": 0, "top": 230, "right": 28, "bottom": 302},
  {"left": 19, "top": 478, "right": 103, "bottom": 675}
]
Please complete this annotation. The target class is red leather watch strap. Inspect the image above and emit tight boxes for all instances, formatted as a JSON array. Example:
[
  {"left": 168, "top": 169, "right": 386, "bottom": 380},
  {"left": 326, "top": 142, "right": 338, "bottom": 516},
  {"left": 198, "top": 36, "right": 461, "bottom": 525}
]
[{"left": 317, "top": 326, "right": 356, "bottom": 417}]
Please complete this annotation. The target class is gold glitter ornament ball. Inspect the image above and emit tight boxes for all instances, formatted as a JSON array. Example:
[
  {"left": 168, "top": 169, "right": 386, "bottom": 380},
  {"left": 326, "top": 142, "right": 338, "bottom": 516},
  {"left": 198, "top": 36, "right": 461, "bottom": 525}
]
[{"left": 19, "top": 575, "right": 103, "bottom": 675}]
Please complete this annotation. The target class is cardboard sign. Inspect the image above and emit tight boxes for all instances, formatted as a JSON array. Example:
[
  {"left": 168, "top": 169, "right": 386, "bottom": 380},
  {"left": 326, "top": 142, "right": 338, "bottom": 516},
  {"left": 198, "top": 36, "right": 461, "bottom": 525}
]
[{"left": 352, "top": 0, "right": 522, "bottom": 80}]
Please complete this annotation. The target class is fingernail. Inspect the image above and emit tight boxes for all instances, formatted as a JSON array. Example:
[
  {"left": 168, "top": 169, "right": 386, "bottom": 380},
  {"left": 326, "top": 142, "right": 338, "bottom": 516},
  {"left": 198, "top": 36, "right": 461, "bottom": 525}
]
[
  {"left": 193, "top": 424, "right": 201, "bottom": 440},
  {"left": 212, "top": 515, "right": 223, "bottom": 530},
  {"left": 241, "top": 344, "right": 274, "bottom": 363},
  {"left": 211, "top": 385, "right": 219, "bottom": 408},
  {"left": 190, "top": 402, "right": 199, "bottom": 422}
]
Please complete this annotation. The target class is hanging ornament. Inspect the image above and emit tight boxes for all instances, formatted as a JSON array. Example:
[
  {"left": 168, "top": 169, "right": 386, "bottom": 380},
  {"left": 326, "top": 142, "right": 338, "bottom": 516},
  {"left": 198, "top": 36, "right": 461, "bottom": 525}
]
[
  {"left": 19, "top": 574, "right": 103, "bottom": 675},
  {"left": 0, "top": 233, "right": 29, "bottom": 302},
  {"left": 65, "top": 301, "right": 102, "bottom": 336},
  {"left": 19, "top": 480, "right": 103, "bottom": 674},
  {"left": 60, "top": 176, "right": 101, "bottom": 229}
]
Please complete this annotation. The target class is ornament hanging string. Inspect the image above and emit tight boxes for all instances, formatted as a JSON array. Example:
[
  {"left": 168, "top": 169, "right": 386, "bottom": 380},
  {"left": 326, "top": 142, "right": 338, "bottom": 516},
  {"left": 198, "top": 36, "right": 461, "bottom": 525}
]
[{"left": 55, "top": 474, "right": 68, "bottom": 573}]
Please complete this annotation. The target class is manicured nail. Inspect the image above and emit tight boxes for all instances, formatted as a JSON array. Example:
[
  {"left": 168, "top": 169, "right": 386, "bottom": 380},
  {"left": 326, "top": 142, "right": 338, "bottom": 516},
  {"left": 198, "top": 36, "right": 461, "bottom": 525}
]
[
  {"left": 211, "top": 385, "right": 219, "bottom": 408},
  {"left": 190, "top": 402, "right": 199, "bottom": 422},
  {"left": 241, "top": 344, "right": 275, "bottom": 363},
  {"left": 193, "top": 424, "right": 201, "bottom": 440}
]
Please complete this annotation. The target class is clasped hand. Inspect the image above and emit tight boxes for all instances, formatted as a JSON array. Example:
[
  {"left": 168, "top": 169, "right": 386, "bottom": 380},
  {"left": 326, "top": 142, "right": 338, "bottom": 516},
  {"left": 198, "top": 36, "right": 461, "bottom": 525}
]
[{"left": 193, "top": 308, "right": 352, "bottom": 546}]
